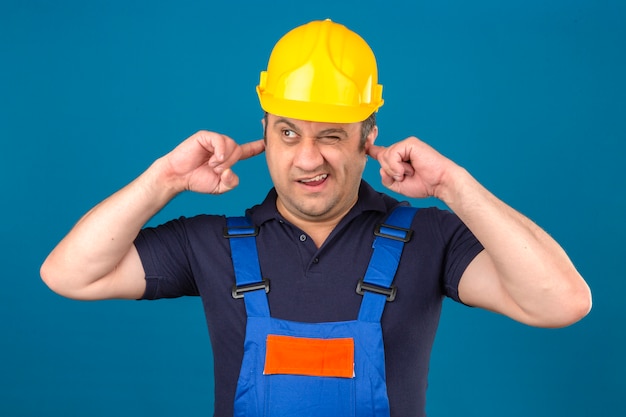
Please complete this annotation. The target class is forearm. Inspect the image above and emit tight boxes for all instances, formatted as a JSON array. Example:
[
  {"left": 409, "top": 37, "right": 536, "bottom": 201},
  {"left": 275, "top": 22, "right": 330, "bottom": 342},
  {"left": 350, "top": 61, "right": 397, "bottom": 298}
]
[
  {"left": 41, "top": 131, "right": 264, "bottom": 300},
  {"left": 368, "top": 137, "right": 591, "bottom": 326},
  {"left": 441, "top": 166, "right": 569, "bottom": 271},
  {"left": 442, "top": 166, "right": 592, "bottom": 326},
  {"left": 41, "top": 157, "right": 178, "bottom": 297}
]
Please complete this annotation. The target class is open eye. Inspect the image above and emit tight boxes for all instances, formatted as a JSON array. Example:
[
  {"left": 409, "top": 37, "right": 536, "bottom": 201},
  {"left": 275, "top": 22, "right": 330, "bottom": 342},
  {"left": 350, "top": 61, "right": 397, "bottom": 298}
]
[{"left": 281, "top": 129, "right": 299, "bottom": 143}]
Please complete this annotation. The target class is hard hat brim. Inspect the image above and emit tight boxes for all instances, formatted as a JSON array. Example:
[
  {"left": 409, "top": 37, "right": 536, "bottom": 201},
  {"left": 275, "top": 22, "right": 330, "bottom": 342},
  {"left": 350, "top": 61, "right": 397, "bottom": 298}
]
[{"left": 258, "top": 87, "right": 383, "bottom": 124}]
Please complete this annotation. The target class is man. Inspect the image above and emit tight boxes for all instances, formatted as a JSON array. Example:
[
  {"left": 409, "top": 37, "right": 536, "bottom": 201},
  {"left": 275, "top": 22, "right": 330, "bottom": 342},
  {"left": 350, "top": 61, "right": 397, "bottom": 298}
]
[{"left": 41, "top": 20, "right": 591, "bottom": 417}]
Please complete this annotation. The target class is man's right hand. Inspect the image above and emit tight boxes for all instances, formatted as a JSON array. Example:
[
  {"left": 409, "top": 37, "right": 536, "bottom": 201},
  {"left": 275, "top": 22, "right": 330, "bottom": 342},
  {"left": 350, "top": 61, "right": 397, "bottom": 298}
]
[
  {"left": 41, "top": 131, "right": 265, "bottom": 301},
  {"left": 161, "top": 131, "right": 265, "bottom": 195}
]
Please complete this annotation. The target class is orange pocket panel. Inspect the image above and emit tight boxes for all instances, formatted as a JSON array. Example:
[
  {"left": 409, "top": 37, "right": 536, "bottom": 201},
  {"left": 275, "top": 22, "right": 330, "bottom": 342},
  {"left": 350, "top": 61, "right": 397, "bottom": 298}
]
[{"left": 264, "top": 335, "right": 354, "bottom": 378}]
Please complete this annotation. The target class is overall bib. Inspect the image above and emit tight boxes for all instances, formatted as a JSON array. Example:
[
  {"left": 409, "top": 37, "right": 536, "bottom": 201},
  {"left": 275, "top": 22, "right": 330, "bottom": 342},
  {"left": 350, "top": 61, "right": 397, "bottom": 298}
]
[{"left": 225, "top": 206, "right": 418, "bottom": 417}]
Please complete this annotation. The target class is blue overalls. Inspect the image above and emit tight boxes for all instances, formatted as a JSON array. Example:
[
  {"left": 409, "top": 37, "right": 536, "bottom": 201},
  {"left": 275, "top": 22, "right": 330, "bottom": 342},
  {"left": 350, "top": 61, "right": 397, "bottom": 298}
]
[{"left": 225, "top": 206, "right": 418, "bottom": 417}]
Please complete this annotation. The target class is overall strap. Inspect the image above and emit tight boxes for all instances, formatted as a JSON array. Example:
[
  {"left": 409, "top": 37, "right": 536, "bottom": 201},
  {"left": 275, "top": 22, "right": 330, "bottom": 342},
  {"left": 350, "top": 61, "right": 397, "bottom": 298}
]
[
  {"left": 358, "top": 205, "right": 419, "bottom": 323},
  {"left": 225, "top": 216, "right": 270, "bottom": 318}
]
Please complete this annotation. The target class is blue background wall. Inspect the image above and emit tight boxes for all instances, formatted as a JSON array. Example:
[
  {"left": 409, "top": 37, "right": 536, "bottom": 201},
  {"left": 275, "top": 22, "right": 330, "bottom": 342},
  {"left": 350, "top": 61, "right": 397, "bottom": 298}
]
[{"left": 2, "top": 0, "right": 624, "bottom": 416}]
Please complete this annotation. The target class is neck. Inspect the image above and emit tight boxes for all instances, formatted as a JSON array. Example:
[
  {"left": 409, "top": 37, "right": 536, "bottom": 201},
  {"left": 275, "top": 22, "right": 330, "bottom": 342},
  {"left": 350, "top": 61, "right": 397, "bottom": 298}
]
[{"left": 276, "top": 198, "right": 357, "bottom": 248}]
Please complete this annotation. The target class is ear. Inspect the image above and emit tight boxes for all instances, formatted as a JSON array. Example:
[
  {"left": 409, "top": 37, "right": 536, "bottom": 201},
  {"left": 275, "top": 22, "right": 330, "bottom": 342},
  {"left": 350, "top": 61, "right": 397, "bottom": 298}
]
[
  {"left": 364, "top": 125, "right": 378, "bottom": 153},
  {"left": 261, "top": 113, "right": 268, "bottom": 141}
]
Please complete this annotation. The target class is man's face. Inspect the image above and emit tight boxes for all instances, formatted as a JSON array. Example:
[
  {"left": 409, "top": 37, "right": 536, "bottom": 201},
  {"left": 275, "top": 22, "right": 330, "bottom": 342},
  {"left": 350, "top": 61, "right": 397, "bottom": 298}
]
[{"left": 264, "top": 114, "right": 377, "bottom": 226}]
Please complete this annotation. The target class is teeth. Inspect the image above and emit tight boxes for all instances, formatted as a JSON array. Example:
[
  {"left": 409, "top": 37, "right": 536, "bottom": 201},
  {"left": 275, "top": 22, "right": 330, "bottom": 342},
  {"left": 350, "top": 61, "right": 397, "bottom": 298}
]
[{"left": 300, "top": 174, "right": 328, "bottom": 183}]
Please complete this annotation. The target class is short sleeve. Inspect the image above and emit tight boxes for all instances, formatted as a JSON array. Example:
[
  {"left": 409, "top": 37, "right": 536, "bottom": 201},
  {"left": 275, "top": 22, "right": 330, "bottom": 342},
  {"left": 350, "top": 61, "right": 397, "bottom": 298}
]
[
  {"left": 430, "top": 209, "right": 484, "bottom": 303},
  {"left": 134, "top": 217, "right": 200, "bottom": 300}
]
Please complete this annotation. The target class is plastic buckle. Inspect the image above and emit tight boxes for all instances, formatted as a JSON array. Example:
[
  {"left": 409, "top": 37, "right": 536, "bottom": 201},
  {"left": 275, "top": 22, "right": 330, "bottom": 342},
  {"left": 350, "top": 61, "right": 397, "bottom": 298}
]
[
  {"left": 232, "top": 278, "right": 270, "bottom": 299},
  {"left": 356, "top": 279, "right": 397, "bottom": 302},
  {"left": 374, "top": 224, "right": 413, "bottom": 243},
  {"left": 374, "top": 223, "right": 413, "bottom": 242},
  {"left": 223, "top": 226, "right": 259, "bottom": 238}
]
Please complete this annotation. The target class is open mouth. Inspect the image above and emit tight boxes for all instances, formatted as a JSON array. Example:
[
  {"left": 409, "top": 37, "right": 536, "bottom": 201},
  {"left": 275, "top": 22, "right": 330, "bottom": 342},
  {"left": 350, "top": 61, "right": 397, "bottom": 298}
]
[{"left": 298, "top": 174, "right": 328, "bottom": 186}]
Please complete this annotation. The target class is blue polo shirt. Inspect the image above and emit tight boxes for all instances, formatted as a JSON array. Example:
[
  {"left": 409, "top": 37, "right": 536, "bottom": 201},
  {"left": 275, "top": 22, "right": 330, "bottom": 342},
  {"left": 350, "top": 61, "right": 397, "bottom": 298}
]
[{"left": 135, "top": 180, "right": 483, "bottom": 417}]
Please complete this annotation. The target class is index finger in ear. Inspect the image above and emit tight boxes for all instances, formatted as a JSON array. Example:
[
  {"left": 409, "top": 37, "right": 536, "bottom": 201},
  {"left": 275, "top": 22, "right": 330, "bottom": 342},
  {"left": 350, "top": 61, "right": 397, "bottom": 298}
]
[
  {"left": 367, "top": 144, "right": 386, "bottom": 161},
  {"left": 240, "top": 139, "right": 266, "bottom": 160}
]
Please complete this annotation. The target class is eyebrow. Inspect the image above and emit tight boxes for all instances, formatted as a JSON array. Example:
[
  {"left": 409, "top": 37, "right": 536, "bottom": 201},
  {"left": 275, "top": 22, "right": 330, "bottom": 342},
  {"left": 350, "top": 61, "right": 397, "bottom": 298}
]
[
  {"left": 273, "top": 118, "right": 299, "bottom": 132},
  {"left": 273, "top": 118, "right": 349, "bottom": 138}
]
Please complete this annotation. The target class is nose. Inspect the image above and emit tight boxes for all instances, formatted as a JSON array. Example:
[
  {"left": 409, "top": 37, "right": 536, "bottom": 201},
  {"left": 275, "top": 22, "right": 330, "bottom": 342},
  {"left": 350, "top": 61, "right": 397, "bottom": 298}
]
[{"left": 293, "top": 138, "right": 324, "bottom": 171}]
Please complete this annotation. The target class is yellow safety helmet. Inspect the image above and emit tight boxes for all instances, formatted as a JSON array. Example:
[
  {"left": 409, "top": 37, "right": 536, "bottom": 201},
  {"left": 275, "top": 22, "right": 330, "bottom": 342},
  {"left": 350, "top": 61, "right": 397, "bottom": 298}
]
[{"left": 257, "top": 19, "right": 384, "bottom": 123}]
